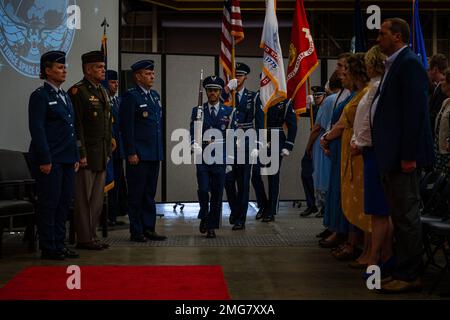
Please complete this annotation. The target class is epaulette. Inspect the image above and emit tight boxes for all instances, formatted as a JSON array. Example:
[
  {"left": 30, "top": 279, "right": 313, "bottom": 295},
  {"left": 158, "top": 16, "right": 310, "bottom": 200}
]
[
  {"left": 127, "top": 87, "right": 137, "bottom": 92},
  {"left": 70, "top": 81, "right": 84, "bottom": 95}
]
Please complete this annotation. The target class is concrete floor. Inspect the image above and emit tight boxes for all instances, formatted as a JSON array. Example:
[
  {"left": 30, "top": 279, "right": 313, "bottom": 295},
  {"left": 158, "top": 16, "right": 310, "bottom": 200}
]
[{"left": 0, "top": 202, "right": 448, "bottom": 300}]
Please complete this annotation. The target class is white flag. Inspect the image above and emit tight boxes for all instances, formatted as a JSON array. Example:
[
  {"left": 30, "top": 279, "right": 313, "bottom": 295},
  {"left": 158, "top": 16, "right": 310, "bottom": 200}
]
[{"left": 259, "top": 0, "right": 287, "bottom": 112}]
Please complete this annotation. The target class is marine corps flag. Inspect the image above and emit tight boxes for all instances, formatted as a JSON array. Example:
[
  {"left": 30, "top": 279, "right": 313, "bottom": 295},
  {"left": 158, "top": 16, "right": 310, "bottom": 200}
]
[
  {"left": 260, "top": 0, "right": 287, "bottom": 112},
  {"left": 286, "top": 0, "right": 318, "bottom": 115}
]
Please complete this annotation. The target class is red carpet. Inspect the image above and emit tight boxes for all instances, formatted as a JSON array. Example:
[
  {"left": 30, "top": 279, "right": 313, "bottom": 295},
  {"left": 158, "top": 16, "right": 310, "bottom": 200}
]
[{"left": 0, "top": 266, "right": 230, "bottom": 300}]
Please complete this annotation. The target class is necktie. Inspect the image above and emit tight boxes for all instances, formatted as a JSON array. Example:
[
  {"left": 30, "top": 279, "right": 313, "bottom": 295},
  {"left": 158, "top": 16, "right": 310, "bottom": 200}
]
[
  {"left": 211, "top": 106, "right": 216, "bottom": 119},
  {"left": 57, "top": 90, "right": 66, "bottom": 105}
]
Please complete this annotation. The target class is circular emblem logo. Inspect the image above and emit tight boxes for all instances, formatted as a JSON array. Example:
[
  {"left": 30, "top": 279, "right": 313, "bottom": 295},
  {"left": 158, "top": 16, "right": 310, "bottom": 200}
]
[{"left": 0, "top": 0, "right": 76, "bottom": 78}]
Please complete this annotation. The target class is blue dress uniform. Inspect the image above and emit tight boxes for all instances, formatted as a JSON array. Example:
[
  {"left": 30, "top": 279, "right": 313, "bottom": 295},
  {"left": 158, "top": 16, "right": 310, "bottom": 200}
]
[
  {"left": 190, "top": 76, "right": 233, "bottom": 237},
  {"left": 28, "top": 51, "right": 79, "bottom": 259},
  {"left": 119, "top": 60, "right": 164, "bottom": 241},
  {"left": 253, "top": 97, "right": 297, "bottom": 221},
  {"left": 225, "top": 87, "right": 259, "bottom": 229},
  {"left": 106, "top": 70, "right": 128, "bottom": 224},
  {"left": 299, "top": 86, "right": 324, "bottom": 216},
  {"left": 224, "top": 62, "right": 265, "bottom": 229}
]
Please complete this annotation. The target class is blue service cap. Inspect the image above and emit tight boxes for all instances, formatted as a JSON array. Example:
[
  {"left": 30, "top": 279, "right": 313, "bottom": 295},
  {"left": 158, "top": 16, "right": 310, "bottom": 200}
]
[
  {"left": 236, "top": 62, "right": 250, "bottom": 75},
  {"left": 107, "top": 70, "right": 118, "bottom": 80},
  {"left": 40, "top": 50, "right": 66, "bottom": 79},
  {"left": 311, "top": 86, "right": 326, "bottom": 96},
  {"left": 41, "top": 50, "right": 66, "bottom": 65},
  {"left": 203, "top": 76, "right": 225, "bottom": 90},
  {"left": 131, "top": 59, "right": 154, "bottom": 72}
]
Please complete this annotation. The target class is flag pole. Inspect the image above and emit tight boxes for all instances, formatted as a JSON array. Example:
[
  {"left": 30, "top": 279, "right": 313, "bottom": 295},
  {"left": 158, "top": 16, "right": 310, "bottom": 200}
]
[
  {"left": 232, "top": 37, "right": 236, "bottom": 108},
  {"left": 307, "top": 77, "right": 313, "bottom": 130},
  {"left": 412, "top": 0, "right": 416, "bottom": 51}
]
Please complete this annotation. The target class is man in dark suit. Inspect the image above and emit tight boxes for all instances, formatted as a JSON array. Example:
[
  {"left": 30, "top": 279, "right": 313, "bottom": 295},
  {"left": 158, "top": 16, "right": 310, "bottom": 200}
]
[
  {"left": 120, "top": 60, "right": 166, "bottom": 242},
  {"left": 69, "top": 51, "right": 112, "bottom": 250},
  {"left": 190, "top": 76, "right": 233, "bottom": 238},
  {"left": 105, "top": 70, "right": 128, "bottom": 226},
  {"left": 372, "top": 18, "right": 435, "bottom": 293},
  {"left": 29, "top": 51, "right": 80, "bottom": 260}
]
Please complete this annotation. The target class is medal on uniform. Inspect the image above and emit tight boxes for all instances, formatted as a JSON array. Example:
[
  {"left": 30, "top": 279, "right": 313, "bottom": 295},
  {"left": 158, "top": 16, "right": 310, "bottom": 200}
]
[{"left": 143, "top": 111, "right": 149, "bottom": 118}]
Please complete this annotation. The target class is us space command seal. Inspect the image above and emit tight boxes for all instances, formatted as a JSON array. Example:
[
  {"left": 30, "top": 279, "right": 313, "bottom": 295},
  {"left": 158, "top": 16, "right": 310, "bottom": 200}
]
[{"left": 0, "top": 0, "right": 76, "bottom": 78}]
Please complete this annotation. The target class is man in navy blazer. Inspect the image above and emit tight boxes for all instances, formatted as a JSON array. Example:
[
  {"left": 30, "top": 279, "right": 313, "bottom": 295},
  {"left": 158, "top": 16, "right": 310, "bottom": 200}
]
[
  {"left": 372, "top": 18, "right": 434, "bottom": 293},
  {"left": 28, "top": 51, "right": 80, "bottom": 260},
  {"left": 120, "top": 60, "right": 166, "bottom": 242}
]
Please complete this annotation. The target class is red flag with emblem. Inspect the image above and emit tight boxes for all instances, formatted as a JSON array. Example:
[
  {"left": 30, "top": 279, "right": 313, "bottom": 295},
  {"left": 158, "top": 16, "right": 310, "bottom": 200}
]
[{"left": 286, "top": 0, "right": 318, "bottom": 116}]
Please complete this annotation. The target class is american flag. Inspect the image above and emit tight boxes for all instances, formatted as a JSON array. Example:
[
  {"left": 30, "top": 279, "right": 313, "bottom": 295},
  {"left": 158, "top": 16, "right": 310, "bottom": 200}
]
[{"left": 220, "top": 0, "right": 244, "bottom": 81}]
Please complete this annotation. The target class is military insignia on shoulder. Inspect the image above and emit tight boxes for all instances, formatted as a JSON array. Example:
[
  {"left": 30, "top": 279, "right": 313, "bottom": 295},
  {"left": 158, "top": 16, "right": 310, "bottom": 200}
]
[{"left": 71, "top": 87, "right": 78, "bottom": 95}]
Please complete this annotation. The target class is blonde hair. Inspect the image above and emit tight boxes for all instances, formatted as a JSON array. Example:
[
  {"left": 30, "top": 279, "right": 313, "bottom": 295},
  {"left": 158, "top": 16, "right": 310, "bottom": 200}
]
[{"left": 365, "top": 45, "right": 386, "bottom": 77}]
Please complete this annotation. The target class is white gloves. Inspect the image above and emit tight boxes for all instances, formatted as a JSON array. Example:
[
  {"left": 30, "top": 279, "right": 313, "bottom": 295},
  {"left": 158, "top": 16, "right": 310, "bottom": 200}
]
[
  {"left": 306, "top": 94, "right": 314, "bottom": 105},
  {"left": 227, "top": 78, "right": 238, "bottom": 91},
  {"left": 281, "top": 148, "right": 290, "bottom": 157},
  {"left": 191, "top": 143, "right": 202, "bottom": 155},
  {"left": 250, "top": 148, "right": 259, "bottom": 158},
  {"left": 226, "top": 165, "right": 233, "bottom": 174}
]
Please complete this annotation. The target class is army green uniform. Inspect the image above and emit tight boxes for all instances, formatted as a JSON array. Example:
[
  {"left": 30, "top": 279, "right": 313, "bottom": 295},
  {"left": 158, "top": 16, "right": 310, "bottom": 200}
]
[{"left": 69, "top": 77, "right": 112, "bottom": 244}]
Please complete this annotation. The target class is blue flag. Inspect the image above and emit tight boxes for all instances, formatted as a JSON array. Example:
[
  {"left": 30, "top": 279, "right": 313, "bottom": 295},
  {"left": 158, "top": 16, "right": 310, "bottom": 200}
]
[
  {"left": 411, "top": 0, "right": 428, "bottom": 69},
  {"left": 354, "top": 0, "right": 366, "bottom": 52}
]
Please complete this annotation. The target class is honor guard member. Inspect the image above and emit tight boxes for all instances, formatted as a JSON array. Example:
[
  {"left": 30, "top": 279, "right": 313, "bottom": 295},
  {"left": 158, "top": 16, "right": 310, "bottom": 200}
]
[
  {"left": 253, "top": 97, "right": 297, "bottom": 222},
  {"left": 190, "top": 76, "right": 233, "bottom": 238},
  {"left": 105, "top": 70, "right": 127, "bottom": 226},
  {"left": 69, "top": 50, "right": 112, "bottom": 250},
  {"left": 120, "top": 60, "right": 166, "bottom": 242},
  {"left": 223, "top": 62, "right": 263, "bottom": 230},
  {"left": 300, "top": 86, "right": 326, "bottom": 217},
  {"left": 29, "top": 51, "right": 79, "bottom": 260}
]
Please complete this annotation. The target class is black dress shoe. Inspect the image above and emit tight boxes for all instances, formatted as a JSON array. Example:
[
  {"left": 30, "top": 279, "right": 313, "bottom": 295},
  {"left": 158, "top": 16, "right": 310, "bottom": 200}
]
[
  {"left": 130, "top": 235, "right": 148, "bottom": 242},
  {"left": 232, "top": 223, "right": 245, "bottom": 230},
  {"left": 199, "top": 219, "right": 207, "bottom": 234},
  {"left": 261, "top": 215, "right": 275, "bottom": 222},
  {"left": 255, "top": 208, "right": 264, "bottom": 220},
  {"left": 206, "top": 229, "right": 216, "bottom": 238},
  {"left": 144, "top": 231, "right": 167, "bottom": 241},
  {"left": 41, "top": 250, "right": 66, "bottom": 260},
  {"left": 315, "top": 229, "right": 332, "bottom": 239},
  {"left": 94, "top": 240, "right": 110, "bottom": 249},
  {"left": 315, "top": 208, "right": 324, "bottom": 218},
  {"left": 76, "top": 242, "right": 104, "bottom": 250},
  {"left": 59, "top": 248, "right": 80, "bottom": 258},
  {"left": 229, "top": 215, "right": 236, "bottom": 225},
  {"left": 300, "top": 206, "right": 318, "bottom": 217}
]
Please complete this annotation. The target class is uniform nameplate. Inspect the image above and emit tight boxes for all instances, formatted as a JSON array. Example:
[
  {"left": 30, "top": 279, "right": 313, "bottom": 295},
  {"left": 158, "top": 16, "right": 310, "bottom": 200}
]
[
  {"left": 139, "top": 104, "right": 148, "bottom": 108},
  {"left": 48, "top": 101, "right": 57, "bottom": 105}
]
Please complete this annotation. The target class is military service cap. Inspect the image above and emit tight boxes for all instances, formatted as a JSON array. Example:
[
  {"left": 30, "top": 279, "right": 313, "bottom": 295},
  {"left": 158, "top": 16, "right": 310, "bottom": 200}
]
[
  {"left": 81, "top": 51, "right": 104, "bottom": 64},
  {"left": 40, "top": 50, "right": 66, "bottom": 78},
  {"left": 236, "top": 62, "right": 250, "bottom": 75},
  {"left": 131, "top": 60, "right": 155, "bottom": 72},
  {"left": 107, "top": 70, "right": 118, "bottom": 80},
  {"left": 203, "top": 76, "right": 225, "bottom": 90},
  {"left": 311, "top": 86, "right": 326, "bottom": 97}
]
